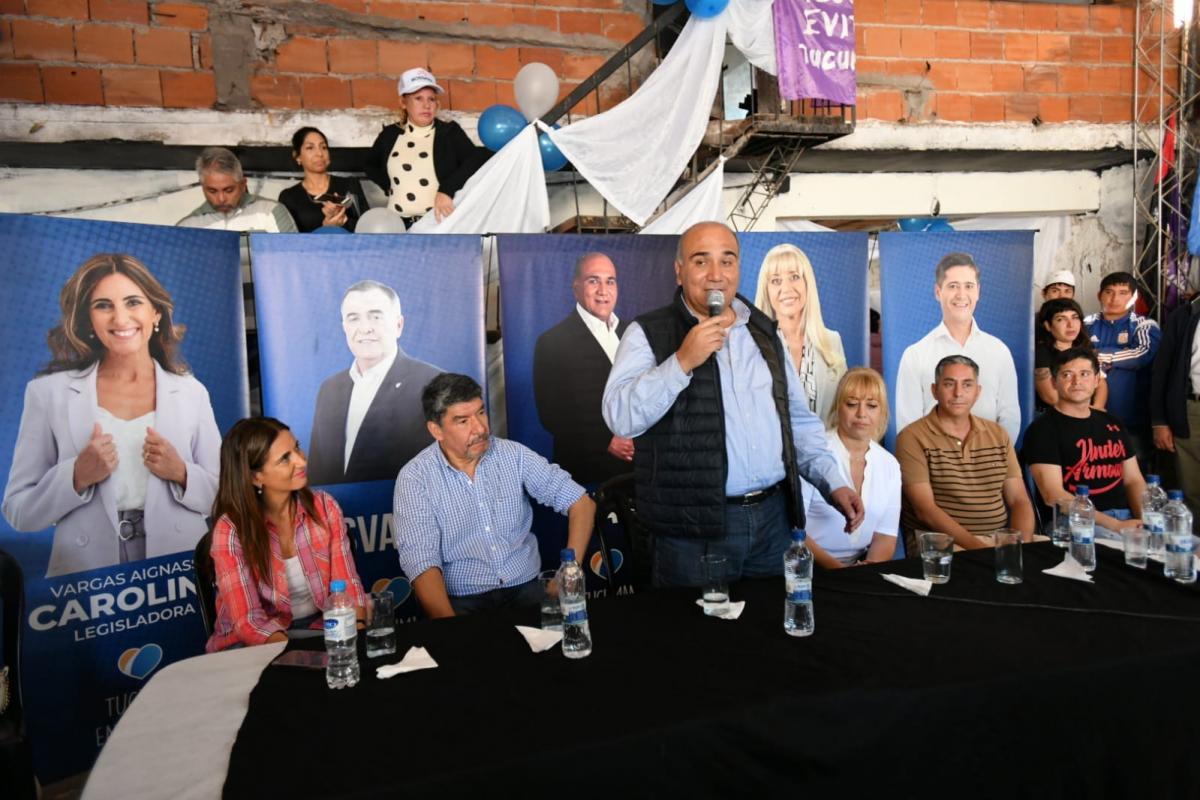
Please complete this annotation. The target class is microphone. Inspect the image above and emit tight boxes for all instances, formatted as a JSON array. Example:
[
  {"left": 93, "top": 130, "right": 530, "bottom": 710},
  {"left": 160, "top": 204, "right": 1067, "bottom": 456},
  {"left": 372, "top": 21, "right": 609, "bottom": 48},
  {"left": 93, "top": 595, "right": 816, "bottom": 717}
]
[{"left": 706, "top": 289, "right": 725, "bottom": 318}]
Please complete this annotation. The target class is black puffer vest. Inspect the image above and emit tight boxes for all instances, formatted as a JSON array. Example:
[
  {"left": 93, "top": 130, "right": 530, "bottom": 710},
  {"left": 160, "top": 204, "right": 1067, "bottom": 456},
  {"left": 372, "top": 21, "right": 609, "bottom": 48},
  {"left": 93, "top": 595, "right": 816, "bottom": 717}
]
[{"left": 633, "top": 289, "right": 805, "bottom": 539}]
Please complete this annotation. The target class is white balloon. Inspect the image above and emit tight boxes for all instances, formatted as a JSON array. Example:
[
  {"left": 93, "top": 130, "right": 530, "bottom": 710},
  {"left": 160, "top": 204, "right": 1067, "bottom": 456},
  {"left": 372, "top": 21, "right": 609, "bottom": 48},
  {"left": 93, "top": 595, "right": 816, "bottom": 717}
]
[
  {"left": 356, "top": 207, "right": 409, "bottom": 234},
  {"left": 514, "top": 62, "right": 560, "bottom": 122}
]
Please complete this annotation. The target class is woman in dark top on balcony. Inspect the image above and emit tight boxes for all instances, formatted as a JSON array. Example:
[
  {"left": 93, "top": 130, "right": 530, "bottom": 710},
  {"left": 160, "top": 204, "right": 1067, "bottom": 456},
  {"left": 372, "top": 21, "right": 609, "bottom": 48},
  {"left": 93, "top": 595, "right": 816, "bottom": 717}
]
[
  {"left": 278, "top": 127, "right": 368, "bottom": 233},
  {"left": 364, "top": 68, "right": 490, "bottom": 228}
]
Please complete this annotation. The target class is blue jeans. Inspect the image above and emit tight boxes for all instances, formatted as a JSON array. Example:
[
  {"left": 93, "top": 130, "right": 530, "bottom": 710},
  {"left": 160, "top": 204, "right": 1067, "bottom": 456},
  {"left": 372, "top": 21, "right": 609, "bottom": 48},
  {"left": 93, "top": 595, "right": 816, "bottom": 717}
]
[
  {"left": 652, "top": 490, "right": 793, "bottom": 588},
  {"left": 449, "top": 578, "right": 542, "bottom": 616}
]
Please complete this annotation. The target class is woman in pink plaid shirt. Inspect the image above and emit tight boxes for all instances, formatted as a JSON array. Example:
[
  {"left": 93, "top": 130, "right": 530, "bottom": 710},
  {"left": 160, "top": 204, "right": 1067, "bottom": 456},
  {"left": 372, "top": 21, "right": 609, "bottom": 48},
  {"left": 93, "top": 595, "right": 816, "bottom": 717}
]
[{"left": 206, "top": 417, "right": 366, "bottom": 652}]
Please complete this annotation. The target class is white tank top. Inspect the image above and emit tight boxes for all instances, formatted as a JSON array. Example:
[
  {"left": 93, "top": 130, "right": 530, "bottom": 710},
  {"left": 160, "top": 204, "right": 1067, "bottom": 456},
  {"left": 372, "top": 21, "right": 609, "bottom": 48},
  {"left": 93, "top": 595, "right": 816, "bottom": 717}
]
[
  {"left": 95, "top": 408, "right": 154, "bottom": 512},
  {"left": 283, "top": 556, "right": 318, "bottom": 618}
]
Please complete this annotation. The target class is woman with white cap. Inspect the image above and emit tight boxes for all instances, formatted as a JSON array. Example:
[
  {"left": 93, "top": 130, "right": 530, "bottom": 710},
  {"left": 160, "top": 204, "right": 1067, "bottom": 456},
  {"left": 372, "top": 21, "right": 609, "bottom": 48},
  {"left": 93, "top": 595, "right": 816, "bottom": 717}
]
[{"left": 364, "top": 67, "right": 490, "bottom": 227}]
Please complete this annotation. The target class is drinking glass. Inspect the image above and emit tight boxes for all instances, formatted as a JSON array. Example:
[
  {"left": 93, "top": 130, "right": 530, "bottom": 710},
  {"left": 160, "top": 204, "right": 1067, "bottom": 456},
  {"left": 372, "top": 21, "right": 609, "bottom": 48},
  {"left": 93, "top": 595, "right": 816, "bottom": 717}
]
[
  {"left": 539, "top": 569, "right": 562, "bottom": 631},
  {"left": 918, "top": 532, "right": 954, "bottom": 584},
  {"left": 701, "top": 554, "right": 730, "bottom": 616},
  {"left": 1123, "top": 526, "right": 1149, "bottom": 569},
  {"left": 994, "top": 528, "right": 1023, "bottom": 584},
  {"left": 1052, "top": 499, "right": 1072, "bottom": 548},
  {"left": 365, "top": 590, "right": 396, "bottom": 658}
]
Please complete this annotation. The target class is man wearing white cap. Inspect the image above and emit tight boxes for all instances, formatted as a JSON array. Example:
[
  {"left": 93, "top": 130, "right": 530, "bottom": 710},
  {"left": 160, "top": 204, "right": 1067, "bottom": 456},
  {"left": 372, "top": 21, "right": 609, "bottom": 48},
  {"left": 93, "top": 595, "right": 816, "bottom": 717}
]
[
  {"left": 364, "top": 67, "right": 490, "bottom": 227},
  {"left": 1041, "top": 270, "right": 1076, "bottom": 302}
]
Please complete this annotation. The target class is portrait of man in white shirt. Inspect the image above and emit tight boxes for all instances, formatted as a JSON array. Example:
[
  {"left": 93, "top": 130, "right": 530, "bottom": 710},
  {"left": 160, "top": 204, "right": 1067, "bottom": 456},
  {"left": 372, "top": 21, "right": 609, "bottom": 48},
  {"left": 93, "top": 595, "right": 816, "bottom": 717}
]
[{"left": 893, "top": 252, "right": 1020, "bottom": 441}]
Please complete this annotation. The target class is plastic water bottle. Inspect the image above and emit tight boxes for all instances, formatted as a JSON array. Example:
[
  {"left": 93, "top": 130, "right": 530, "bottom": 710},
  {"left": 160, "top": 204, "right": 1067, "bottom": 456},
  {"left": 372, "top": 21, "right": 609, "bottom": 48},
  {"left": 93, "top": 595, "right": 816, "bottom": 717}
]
[
  {"left": 1164, "top": 490, "right": 1196, "bottom": 584},
  {"left": 1142, "top": 475, "right": 1168, "bottom": 558},
  {"left": 783, "top": 530, "right": 814, "bottom": 637},
  {"left": 558, "top": 549, "right": 592, "bottom": 659},
  {"left": 1069, "top": 486, "right": 1096, "bottom": 573},
  {"left": 323, "top": 579, "right": 360, "bottom": 689}
]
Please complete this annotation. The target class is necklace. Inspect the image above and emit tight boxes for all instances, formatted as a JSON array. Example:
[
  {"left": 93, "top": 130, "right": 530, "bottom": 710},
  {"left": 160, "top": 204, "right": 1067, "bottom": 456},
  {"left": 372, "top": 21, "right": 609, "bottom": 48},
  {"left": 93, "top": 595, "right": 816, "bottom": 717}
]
[{"left": 303, "top": 174, "right": 331, "bottom": 197}]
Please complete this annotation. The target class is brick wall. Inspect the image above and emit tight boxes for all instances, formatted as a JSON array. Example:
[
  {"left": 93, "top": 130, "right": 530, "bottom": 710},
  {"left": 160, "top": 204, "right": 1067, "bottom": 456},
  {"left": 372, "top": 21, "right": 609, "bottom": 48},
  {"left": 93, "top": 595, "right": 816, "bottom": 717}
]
[
  {"left": 1, "top": 0, "right": 214, "bottom": 107},
  {"left": 854, "top": 0, "right": 1152, "bottom": 124},
  {"left": 0, "top": 0, "right": 1153, "bottom": 124},
  {"left": 0, "top": 0, "right": 644, "bottom": 114}
]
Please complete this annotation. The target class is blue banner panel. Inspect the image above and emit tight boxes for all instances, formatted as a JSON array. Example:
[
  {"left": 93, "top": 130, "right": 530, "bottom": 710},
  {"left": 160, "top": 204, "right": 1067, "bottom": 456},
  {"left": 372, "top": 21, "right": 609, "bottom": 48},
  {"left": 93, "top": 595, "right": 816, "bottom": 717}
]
[
  {"left": 878, "top": 231, "right": 1035, "bottom": 446},
  {"left": 250, "top": 233, "right": 485, "bottom": 619},
  {"left": 497, "top": 235, "right": 679, "bottom": 590},
  {"left": 736, "top": 232, "right": 872, "bottom": 369},
  {"left": 0, "top": 213, "right": 247, "bottom": 781}
]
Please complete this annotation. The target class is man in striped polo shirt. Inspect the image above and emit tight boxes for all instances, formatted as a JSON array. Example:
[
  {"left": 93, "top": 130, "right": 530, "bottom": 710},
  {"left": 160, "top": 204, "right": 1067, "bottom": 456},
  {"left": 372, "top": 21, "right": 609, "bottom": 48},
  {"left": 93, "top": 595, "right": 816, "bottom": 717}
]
[{"left": 896, "top": 354, "right": 1034, "bottom": 553}]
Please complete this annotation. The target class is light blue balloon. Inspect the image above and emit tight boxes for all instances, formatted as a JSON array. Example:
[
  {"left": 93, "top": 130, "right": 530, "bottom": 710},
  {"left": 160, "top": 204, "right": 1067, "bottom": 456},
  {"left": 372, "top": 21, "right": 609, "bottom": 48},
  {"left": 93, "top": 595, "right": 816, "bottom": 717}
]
[
  {"left": 898, "top": 216, "right": 954, "bottom": 232},
  {"left": 539, "top": 128, "right": 567, "bottom": 172},
  {"left": 478, "top": 104, "right": 527, "bottom": 152},
  {"left": 685, "top": 0, "right": 728, "bottom": 18}
]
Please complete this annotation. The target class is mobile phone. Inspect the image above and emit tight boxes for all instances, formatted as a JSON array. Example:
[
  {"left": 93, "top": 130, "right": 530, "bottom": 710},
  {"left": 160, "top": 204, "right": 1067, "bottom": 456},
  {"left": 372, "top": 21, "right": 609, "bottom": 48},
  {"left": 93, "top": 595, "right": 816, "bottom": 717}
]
[
  {"left": 313, "top": 192, "right": 347, "bottom": 205},
  {"left": 271, "top": 650, "right": 328, "bottom": 670}
]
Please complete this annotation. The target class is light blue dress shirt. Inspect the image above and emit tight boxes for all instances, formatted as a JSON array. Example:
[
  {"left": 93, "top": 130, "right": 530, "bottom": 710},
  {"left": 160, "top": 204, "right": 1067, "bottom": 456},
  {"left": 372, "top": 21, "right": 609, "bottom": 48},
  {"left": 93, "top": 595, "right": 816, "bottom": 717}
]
[
  {"left": 393, "top": 437, "right": 586, "bottom": 597},
  {"left": 602, "top": 297, "right": 847, "bottom": 500}
]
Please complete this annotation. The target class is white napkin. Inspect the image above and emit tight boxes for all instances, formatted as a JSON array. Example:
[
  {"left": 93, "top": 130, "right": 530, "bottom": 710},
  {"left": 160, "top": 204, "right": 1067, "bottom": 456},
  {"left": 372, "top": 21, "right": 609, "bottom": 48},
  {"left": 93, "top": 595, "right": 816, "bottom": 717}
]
[
  {"left": 881, "top": 573, "right": 932, "bottom": 596},
  {"left": 1042, "top": 554, "right": 1095, "bottom": 583},
  {"left": 375, "top": 646, "right": 438, "bottom": 679},
  {"left": 515, "top": 625, "right": 562, "bottom": 652},
  {"left": 693, "top": 598, "right": 746, "bottom": 619}
]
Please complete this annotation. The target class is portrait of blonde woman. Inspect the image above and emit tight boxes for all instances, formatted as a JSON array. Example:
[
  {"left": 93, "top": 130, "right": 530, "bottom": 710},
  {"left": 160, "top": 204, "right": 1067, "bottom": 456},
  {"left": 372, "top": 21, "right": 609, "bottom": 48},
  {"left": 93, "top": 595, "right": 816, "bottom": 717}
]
[
  {"left": 2, "top": 253, "right": 221, "bottom": 577},
  {"left": 753, "top": 243, "right": 848, "bottom": 422}
]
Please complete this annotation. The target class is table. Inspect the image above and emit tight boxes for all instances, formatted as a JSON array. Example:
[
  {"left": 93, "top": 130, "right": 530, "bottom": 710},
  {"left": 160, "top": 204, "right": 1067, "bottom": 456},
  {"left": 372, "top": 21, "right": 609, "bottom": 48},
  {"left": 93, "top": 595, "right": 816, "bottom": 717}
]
[{"left": 90, "top": 543, "right": 1200, "bottom": 798}]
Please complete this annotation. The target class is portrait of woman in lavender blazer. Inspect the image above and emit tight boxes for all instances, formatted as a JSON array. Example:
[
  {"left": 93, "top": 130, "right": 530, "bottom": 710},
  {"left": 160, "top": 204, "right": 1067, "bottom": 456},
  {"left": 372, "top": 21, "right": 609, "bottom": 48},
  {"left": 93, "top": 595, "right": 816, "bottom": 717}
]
[{"left": 2, "top": 254, "right": 220, "bottom": 577}]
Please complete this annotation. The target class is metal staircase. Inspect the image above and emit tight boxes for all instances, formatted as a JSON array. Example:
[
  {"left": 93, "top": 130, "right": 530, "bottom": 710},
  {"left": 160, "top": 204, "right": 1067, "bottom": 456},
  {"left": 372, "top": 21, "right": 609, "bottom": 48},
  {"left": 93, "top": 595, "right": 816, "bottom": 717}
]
[{"left": 539, "top": 3, "right": 856, "bottom": 233}]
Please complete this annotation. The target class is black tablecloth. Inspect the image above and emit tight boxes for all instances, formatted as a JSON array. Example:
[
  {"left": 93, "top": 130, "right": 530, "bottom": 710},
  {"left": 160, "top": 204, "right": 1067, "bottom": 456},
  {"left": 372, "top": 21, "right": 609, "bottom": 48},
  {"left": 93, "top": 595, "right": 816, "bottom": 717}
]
[{"left": 225, "top": 544, "right": 1200, "bottom": 798}]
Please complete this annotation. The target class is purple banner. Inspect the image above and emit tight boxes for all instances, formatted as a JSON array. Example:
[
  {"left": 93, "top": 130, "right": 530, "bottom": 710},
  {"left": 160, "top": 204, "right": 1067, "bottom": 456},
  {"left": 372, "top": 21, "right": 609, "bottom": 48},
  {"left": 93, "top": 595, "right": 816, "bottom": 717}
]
[{"left": 774, "top": 0, "right": 857, "bottom": 106}]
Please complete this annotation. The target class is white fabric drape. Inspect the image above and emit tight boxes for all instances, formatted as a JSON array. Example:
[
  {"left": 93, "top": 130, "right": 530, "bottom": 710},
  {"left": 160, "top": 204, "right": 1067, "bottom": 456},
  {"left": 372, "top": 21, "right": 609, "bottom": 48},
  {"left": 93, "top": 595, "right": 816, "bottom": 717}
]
[
  {"left": 727, "top": 0, "right": 777, "bottom": 74},
  {"left": 544, "top": 15, "right": 727, "bottom": 226},
  {"left": 84, "top": 642, "right": 286, "bottom": 800},
  {"left": 409, "top": 125, "right": 549, "bottom": 234},
  {"left": 639, "top": 158, "right": 726, "bottom": 235}
]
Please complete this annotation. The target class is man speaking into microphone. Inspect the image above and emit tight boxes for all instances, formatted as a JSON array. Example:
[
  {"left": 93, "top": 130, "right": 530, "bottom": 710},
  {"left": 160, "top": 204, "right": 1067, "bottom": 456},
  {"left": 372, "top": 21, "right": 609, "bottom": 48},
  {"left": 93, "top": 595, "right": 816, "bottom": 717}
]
[{"left": 603, "top": 221, "right": 864, "bottom": 587}]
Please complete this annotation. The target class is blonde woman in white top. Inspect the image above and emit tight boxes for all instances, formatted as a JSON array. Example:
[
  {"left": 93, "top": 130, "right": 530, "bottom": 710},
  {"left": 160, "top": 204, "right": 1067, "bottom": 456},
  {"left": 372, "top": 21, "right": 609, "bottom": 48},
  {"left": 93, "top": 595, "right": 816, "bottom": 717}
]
[
  {"left": 754, "top": 243, "right": 847, "bottom": 423},
  {"left": 801, "top": 368, "right": 900, "bottom": 568}
]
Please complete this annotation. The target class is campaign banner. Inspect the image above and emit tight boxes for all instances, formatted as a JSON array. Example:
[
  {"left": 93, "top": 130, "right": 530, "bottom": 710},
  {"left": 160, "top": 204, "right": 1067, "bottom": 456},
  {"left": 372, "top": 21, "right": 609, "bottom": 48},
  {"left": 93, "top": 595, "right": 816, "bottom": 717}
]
[
  {"left": 774, "top": 0, "right": 857, "bottom": 105},
  {"left": 0, "top": 213, "right": 247, "bottom": 781},
  {"left": 878, "top": 231, "right": 1035, "bottom": 446},
  {"left": 497, "top": 235, "right": 679, "bottom": 590},
  {"left": 736, "top": 231, "right": 871, "bottom": 370},
  {"left": 250, "top": 233, "right": 485, "bottom": 621}
]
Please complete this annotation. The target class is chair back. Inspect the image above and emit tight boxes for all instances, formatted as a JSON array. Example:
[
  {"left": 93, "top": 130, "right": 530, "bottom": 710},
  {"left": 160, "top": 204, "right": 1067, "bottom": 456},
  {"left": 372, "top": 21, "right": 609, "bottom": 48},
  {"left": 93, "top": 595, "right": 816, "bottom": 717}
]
[
  {"left": 591, "top": 474, "right": 652, "bottom": 592},
  {"left": 0, "top": 547, "right": 37, "bottom": 800},
  {"left": 0, "top": 548, "right": 25, "bottom": 728},
  {"left": 1024, "top": 466, "right": 1048, "bottom": 536},
  {"left": 193, "top": 529, "right": 217, "bottom": 637}
]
